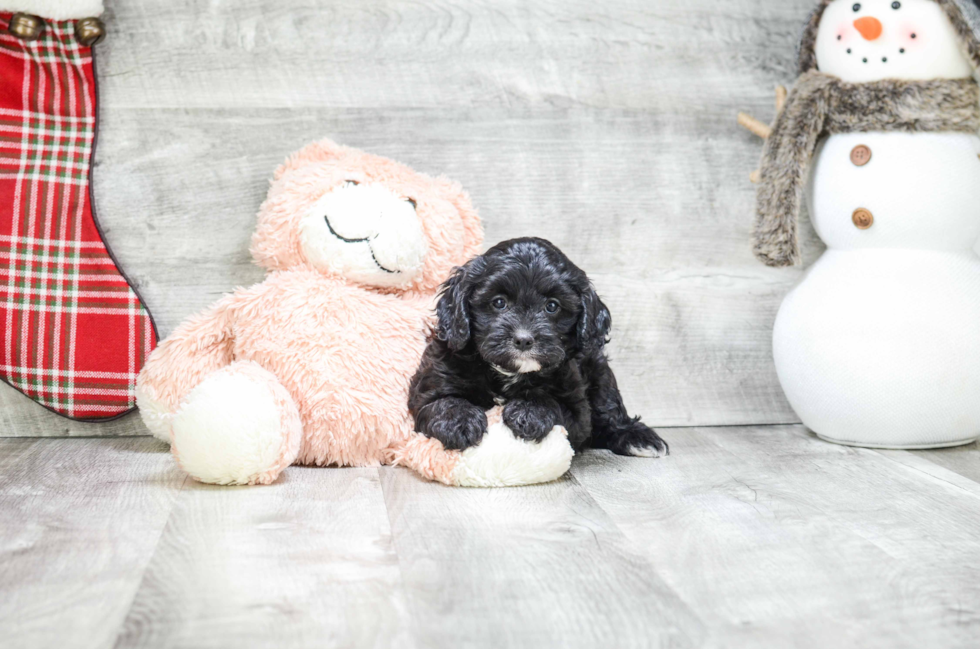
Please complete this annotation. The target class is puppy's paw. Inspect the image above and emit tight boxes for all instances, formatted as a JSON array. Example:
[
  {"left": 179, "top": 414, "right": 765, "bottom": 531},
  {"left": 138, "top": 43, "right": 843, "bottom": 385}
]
[
  {"left": 601, "top": 421, "right": 669, "bottom": 458},
  {"left": 627, "top": 441, "right": 668, "bottom": 458},
  {"left": 503, "top": 399, "right": 561, "bottom": 443},
  {"left": 421, "top": 400, "right": 488, "bottom": 451}
]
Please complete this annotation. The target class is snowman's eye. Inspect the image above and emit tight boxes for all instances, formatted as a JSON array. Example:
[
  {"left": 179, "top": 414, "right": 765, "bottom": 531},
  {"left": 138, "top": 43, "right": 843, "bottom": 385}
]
[
  {"left": 852, "top": 3, "right": 861, "bottom": 12},
  {"left": 892, "top": 1, "right": 901, "bottom": 9}
]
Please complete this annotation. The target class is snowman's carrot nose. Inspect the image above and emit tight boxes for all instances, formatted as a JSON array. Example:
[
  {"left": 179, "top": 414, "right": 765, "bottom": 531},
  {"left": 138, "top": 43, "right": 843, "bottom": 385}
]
[{"left": 853, "top": 16, "right": 883, "bottom": 40}]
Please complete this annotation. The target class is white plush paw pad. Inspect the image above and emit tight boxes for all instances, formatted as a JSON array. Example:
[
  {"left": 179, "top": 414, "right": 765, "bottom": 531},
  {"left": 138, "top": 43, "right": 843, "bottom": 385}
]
[
  {"left": 451, "top": 423, "right": 574, "bottom": 488},
  {"left": 171, "top": 371, "right": 285, "bottom": 486}
]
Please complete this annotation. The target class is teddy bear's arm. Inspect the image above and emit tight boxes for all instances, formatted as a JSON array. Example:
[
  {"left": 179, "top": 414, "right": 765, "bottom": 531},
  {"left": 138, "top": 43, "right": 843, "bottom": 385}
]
[{"left": 135, "top": 296, "right": 239, "bottom": 440}]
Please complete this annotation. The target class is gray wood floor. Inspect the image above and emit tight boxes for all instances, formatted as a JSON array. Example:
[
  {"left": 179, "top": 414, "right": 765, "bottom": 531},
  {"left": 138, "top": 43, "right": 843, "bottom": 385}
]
[{"left": 2, "top": 430, "right": 979, "bottom": 648}]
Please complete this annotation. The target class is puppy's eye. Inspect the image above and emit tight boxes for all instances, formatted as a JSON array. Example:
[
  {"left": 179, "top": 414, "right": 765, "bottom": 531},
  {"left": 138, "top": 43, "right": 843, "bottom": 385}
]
[
  {"left": 891, "top": 1, "right": 900, "bottom": 8},
  {"left": 406, "top": 198, "right": 417, "bottom": 209},
  {"left": 544, "top": 299, "right": 560, "bottom": 314},
  {"left": 491, "top": 297, "right": 507, "bottom": 310},
  {"left": 344, "top": 180, "right": 359, "bottom": 188},
  {"left": 852, "top": 2, "right": 861, "bottom": 11}
]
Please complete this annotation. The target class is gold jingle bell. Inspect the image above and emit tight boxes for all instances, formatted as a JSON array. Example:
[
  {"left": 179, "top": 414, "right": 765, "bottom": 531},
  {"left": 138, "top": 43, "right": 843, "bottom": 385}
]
[
  {"left": 75, "top": 17, "right": 105, "bottom": 47},
  {"left": 8, "top": 13, "right": 44, "bottom": 41}
]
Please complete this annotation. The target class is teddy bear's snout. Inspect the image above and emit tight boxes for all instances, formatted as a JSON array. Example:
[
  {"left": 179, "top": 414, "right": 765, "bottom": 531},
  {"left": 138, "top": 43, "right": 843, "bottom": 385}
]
[
  {"left": 299, "top": 181, "right": 429, "bottom": 287},
  {"left": 367, "top": 206, "right": 428, "bottom": 274}
]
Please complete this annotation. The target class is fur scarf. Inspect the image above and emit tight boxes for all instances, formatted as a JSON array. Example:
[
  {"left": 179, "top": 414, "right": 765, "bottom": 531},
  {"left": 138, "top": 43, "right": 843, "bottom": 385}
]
[{"left": 754, "top": 72, "right": 980, "bottom": 267}]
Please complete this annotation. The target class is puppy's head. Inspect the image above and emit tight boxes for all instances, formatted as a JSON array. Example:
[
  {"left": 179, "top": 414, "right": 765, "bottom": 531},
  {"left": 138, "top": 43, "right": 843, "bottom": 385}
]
[{"left": 436, "top": 237, "right": 611, "bottom": 374}]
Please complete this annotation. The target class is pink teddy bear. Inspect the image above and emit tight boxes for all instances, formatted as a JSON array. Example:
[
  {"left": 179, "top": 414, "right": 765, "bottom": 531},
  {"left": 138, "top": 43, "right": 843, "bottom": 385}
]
[{"left": 136, "top": 140, "right": 573, "bottom": 486}]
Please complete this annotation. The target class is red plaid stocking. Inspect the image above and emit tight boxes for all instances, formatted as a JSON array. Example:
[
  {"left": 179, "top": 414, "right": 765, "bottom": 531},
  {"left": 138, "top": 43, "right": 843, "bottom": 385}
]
[{"left": 0, "top": 13, "right": 156, "bottom": 421}]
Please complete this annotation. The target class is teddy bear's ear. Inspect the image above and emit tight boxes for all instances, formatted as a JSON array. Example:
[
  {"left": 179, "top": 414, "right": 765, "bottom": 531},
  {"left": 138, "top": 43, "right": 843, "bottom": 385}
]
[
  {"left": 272, "top": 138, "right": 347, "bottom": 181},
  {"left": 434, "top": 177, "right": 483, "bottom": 261}
]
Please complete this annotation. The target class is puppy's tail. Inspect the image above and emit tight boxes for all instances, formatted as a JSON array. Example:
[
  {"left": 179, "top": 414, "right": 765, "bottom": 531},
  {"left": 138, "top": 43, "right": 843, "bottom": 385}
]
[{"left": 387, "top": 408, "right": 574, "bottom": 488}]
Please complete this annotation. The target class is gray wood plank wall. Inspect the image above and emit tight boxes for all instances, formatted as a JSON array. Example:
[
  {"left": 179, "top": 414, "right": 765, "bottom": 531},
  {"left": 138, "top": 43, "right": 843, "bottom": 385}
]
[{"left": 1, "top": 0, "right": 826, "bottom": 435}]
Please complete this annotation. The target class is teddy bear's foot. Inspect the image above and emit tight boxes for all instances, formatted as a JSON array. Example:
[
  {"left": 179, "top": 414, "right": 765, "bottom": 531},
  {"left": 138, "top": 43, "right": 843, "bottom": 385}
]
[
  {"left": 451, "top": 421, "right": 574, "bottom": 488},
  {"left": 170, "top": 361, "right": 303, "bottom": 486}
]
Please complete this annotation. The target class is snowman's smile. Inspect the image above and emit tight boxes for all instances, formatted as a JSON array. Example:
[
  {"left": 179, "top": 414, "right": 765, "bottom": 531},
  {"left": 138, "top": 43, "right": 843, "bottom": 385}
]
[
  {"left": 838, "top": 20, "right": 910, "bottom": 65},
  {"left": 835, "top": 5, "right": 913, "bottom": 66}
]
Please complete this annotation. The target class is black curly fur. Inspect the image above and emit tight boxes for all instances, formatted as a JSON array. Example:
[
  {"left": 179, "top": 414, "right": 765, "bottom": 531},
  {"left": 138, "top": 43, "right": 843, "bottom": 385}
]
[{"left": 408, "top": 237, "right": 668, "bottom": 458}]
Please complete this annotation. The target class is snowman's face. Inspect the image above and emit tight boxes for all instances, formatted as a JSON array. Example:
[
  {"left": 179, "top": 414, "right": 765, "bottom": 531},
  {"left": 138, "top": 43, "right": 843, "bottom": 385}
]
[{"left": 815, "top": 0, "right": 974, "bottom": 82}]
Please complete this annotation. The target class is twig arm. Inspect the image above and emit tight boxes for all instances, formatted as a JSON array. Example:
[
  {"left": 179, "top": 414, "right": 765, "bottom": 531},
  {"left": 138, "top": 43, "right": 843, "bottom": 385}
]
[
  {"left": 737, "top": 112, "right": 771, "bottom": 139},
  {"left": 775, "top": 85, "right": 787, "bottom": 113}
]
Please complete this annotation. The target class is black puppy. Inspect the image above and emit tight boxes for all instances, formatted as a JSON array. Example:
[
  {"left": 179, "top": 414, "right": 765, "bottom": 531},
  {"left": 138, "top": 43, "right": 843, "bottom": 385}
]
[{"left": 408, "top": 237, "right": 668, "bottom": 457}]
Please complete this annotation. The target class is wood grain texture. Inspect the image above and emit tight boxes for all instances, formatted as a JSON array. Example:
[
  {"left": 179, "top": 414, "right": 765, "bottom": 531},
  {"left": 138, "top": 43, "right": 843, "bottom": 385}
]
[
  {"left": 95, "top": 0, "right": 812, "bottom": 111},
  {"left": 378, "top": 466, "right": 706, "bottom": 649},
  {"left": 0, "top": 0, "right": 827, "bottom": 434},
  {"left": 572, "top": 427, "right": 980, "bottom": 649},
  {"left": 113, "top": 466, "right": 412, "bottom": 649},
  {"left": 0, "top": 437, "right": 183, "bottom": 649},
  {"left": 908, "top": 443, "right": 980, "bottom": 484}
]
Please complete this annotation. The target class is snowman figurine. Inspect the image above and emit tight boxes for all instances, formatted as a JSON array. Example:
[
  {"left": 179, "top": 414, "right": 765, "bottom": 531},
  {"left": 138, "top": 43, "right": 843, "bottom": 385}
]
[{"left": 744, "top": 0, "right": 980, "bottom": 448}]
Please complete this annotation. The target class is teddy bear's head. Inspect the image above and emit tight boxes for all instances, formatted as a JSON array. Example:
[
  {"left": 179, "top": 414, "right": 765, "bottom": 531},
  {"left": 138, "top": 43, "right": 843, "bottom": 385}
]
[{"left": 251, "top": 139, "right": 483, "bottom": 294}]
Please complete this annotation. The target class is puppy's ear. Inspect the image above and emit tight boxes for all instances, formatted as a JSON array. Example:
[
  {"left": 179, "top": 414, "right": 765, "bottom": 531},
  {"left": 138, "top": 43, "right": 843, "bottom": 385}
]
[
  {"left": 577, "top": 284, "right": 612, "bottom": 353},
  {"left": 436, "top": 258, "right": 482, "bottom": 351}
]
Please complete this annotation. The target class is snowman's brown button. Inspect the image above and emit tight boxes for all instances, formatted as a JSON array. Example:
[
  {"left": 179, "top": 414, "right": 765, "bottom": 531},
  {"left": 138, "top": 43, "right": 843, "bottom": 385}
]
[
  {"left": 850, "top": 145, "right": 872, "bottom": 166},
  {"left": 852, "top": 208, "right": 874, "bottom": 229}
]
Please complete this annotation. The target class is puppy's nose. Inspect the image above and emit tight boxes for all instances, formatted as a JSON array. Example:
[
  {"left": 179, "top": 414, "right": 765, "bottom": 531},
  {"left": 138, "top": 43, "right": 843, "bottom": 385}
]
[{"left": 513, "top": 332, "right": 535, "bottom": 351}]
